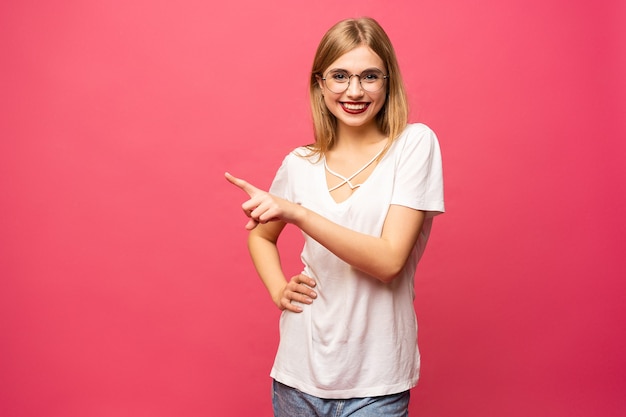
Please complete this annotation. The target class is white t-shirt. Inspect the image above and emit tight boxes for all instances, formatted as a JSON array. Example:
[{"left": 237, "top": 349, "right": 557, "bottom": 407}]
[{"left": 268, "top": 123, "right": 445, "bottom": 399}]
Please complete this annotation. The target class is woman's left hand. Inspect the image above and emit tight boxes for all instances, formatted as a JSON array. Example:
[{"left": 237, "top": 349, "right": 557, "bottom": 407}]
[
  {"left": 278, "top": 274, "right": 317, "bottom": 313},
  {"left": 225, "top": 172, "right": 302, "bottom": 230}
]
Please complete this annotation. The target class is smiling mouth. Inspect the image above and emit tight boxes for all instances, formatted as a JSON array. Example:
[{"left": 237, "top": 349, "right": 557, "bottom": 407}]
[{"left": 341, "top": 102, "right": 370, "bottom": 114}]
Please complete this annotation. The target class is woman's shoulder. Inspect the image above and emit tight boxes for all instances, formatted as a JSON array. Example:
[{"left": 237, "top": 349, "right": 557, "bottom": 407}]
[
  {"left": 393, "top": 123, "right": 438, "bottom": 150},
  {"left": 277, "top": 146, "right": 322, "bottom": 173},
  {"left": 402, "top": 122, "right": 436, "bottom": 138},
  {"left": 286, "top": 146, "right": 323, "bottom": 163}
]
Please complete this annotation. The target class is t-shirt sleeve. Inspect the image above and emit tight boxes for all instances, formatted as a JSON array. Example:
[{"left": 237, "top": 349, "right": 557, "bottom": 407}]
[
  {"left": 269, "top": 153, "right": 293, "bottom": 201},
  {"left": 390, "top": 124, "right": 445, "bottom": 216}
]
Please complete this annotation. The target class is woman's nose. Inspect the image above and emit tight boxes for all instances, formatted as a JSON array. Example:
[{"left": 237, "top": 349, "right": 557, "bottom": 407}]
[{"left": 346, "top": 75, "right": 364, "bottom": 97}]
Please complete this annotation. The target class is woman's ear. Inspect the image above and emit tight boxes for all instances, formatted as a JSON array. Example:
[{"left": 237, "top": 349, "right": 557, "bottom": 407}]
[{"left": 315, "top": 75, "right": 324, "bottom": 93}]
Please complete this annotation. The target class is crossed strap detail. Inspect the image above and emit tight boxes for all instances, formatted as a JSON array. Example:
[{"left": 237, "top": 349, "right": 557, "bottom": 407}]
[{"left": 324, "top": 147, "right": 385, "bottom": 192}]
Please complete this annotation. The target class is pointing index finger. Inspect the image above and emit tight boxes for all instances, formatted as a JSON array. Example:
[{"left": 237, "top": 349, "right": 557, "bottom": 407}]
[{"left": 224, "top": 172, "right": 259, "bottom": 196}]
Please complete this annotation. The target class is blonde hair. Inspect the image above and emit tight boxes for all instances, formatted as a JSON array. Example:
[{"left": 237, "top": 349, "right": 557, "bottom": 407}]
[{"left": 308, "top": 17, "right": 409, "bottom": 156}]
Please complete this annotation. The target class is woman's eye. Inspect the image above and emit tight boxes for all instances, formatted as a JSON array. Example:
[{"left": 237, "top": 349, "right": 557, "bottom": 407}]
[
  {"left": 332, "top": 73, "right": 348, "bottom": 81},
  {"left": 362, "top": 72, "right": 380, "bottom": 81}
]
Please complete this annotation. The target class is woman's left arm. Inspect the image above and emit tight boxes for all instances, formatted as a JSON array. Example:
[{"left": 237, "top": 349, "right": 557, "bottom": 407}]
[
  {"left": 296, "top": 203, "right": 425, "bottom": 282},
  {"left": 225, "top": 172, "right": 424, "bottom": 283}
]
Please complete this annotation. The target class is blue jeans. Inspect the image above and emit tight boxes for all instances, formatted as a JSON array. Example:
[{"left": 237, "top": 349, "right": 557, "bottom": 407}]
[{"left": 272, "top": 380, "right": 410, "bottom": 417}]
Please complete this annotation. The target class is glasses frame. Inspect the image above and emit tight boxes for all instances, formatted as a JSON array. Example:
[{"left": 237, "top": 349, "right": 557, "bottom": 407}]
[{"left": 321, "top": 69, "right": 389, "bottom": 94}]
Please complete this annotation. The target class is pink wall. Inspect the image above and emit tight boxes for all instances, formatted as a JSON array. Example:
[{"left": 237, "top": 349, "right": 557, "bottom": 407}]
[{"left": 1, "top": 1, "right": 624, "bottom": 416}]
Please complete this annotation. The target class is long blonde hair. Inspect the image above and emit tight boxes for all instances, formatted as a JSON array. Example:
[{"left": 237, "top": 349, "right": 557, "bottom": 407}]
[{"left": 308, "top": 17, "right": 409, "bottom": 156}]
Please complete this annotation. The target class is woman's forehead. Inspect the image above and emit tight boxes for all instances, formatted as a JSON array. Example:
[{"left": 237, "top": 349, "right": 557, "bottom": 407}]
[{"left": 325, "top": 45, "right": 384, "bottom": 72}]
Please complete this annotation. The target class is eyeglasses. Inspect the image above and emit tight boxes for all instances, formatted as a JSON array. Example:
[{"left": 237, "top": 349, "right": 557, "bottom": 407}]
[{"left": 322, "top": 69, "right": 389, "bottom": 94}]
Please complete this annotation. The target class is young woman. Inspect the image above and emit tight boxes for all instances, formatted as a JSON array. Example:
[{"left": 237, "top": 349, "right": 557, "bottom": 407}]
[{"left": 226, "top": 17, "right": 444, "bottom": 417}]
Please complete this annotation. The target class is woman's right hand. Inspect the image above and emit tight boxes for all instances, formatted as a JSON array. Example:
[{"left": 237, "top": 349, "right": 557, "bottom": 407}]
[
  {"left": 225, "top": 172, "right": 305, "bottom": 230},
  {"left": 277, "top": 274, "right": 317, "bottom": 313}
]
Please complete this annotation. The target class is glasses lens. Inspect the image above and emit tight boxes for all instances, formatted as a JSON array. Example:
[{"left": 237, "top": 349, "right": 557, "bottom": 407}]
[
  {"left": 360, "top": 70, "right": 386, "bottom": 92},
  {"left": 323, "top": 70, "right": 387, "bottom": 93},
  {"left": 324, "top": 70, "right": 350, "bottom": 93}
]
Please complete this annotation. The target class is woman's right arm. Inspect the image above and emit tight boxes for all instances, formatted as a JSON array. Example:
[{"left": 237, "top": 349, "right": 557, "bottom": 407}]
[{"left": 248, "top": 220, "right": 317, "bottom": 313}]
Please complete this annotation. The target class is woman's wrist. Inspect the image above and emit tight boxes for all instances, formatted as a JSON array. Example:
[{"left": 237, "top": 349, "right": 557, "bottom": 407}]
[
  {"left": 270, "top": 281, "right": 287, "bottom": 309},
  {"left": 289, "top": 203, "right": 308, "bottom": 228}
]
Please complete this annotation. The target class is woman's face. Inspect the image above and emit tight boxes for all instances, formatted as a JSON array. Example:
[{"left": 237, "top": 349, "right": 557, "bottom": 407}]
[{"left": 318, "top": 45, "right": 387, "bottom": 131}]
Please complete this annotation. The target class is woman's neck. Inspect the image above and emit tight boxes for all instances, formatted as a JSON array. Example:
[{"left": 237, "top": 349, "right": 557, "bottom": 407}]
[{"left": 335, "top": 122, "right": 386, "bottom": 150}]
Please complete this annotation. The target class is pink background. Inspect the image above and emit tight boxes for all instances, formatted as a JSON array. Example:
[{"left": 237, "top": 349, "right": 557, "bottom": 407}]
[{"left": 1, "top": 1, "right": 625, "bottom": 416}]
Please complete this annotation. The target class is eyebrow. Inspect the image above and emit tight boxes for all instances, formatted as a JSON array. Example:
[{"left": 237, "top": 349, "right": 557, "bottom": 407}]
[{"left": 327, "top": 67, "right": 385, "bottom": 73}]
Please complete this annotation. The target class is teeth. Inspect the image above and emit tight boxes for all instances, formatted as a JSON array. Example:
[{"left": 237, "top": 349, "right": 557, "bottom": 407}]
[{"left": 343, "top": 103, "right": 367, "bottom": 110}]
